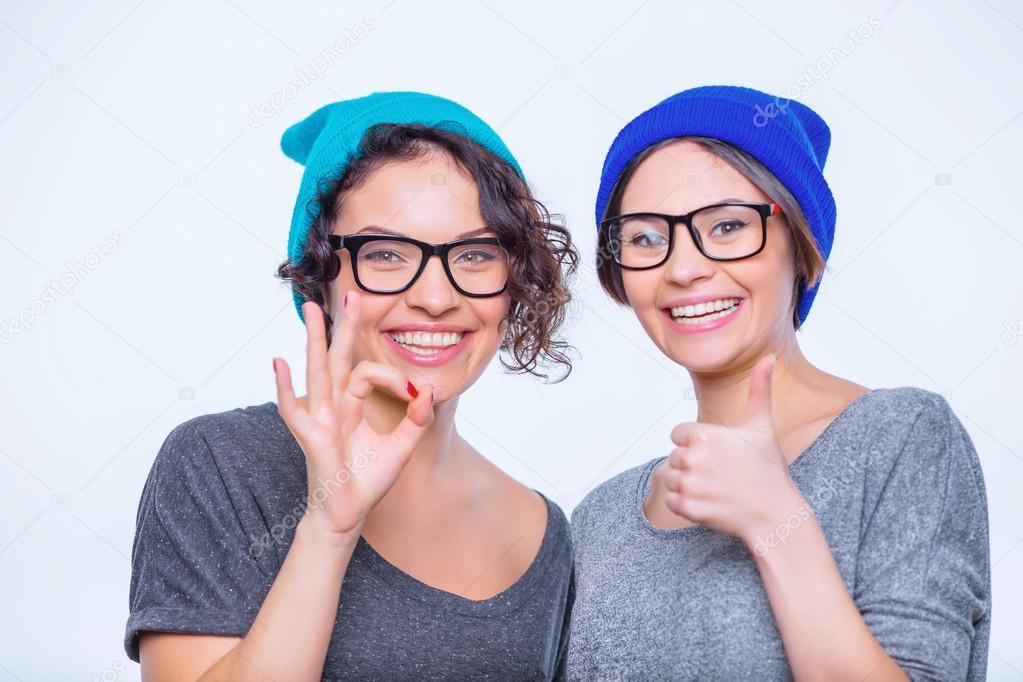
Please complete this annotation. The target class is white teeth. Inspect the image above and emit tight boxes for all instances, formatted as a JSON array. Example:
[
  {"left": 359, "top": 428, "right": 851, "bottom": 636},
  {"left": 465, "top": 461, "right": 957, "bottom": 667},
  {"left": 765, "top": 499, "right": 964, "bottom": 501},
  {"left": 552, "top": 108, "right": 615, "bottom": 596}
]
[
  {"left": 669, "top": 298, "right": 740, "bottom": 323},
  {"left": 388, "top": 331, "right": 464, "bottom": 353}
]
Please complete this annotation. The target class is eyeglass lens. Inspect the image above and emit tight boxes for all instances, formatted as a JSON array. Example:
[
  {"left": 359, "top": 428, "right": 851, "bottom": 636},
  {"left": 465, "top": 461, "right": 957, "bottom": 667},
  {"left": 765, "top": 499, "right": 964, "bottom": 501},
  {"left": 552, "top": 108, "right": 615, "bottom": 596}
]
[
  {"left": 611, "top": 204, "right": 764, "bottom": 266},
  {"left": 354, "top": 239, "right": 508, "bottom": 294}
]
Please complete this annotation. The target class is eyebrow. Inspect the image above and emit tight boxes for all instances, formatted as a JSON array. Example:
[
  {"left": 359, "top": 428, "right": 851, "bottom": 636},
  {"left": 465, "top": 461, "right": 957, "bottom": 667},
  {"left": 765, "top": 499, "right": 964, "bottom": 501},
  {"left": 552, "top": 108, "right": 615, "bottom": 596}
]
[{"left": 352, "top": 225, "right": 494, "bottom": 238}]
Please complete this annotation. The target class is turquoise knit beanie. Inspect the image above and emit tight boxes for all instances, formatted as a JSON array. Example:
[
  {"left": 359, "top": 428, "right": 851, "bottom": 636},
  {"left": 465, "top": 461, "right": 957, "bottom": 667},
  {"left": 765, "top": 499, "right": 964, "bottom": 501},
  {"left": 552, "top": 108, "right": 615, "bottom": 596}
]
[{"left": 281, "top": 91, "right": 526, "bottom": 324}]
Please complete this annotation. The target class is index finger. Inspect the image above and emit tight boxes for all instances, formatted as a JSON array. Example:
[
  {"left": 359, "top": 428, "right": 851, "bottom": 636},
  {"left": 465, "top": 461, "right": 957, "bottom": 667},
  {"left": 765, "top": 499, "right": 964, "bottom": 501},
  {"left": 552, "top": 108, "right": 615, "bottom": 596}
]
[
  {"left": 327, "top": 288, "right": 361, "bottom": 390},
  {"left": 303, "top": 301, "right": 331, "bottom": 405}
]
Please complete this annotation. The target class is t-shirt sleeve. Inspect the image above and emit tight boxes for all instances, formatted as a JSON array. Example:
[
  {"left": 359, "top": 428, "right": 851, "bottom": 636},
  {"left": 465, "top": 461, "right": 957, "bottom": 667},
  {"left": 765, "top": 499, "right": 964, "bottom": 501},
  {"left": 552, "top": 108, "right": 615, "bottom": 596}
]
[
  {"left": 854, "top": 392, "right": 991, "bottom": 681},
  {"left": 124, "top": 418, "right": 274, "bottom": 662}
]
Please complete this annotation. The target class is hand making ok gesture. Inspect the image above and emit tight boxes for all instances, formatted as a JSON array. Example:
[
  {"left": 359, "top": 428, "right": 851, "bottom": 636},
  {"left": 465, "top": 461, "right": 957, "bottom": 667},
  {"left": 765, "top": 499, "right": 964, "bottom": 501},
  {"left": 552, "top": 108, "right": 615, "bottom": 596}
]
[{"left": 272, "top": 292, "right": 435, "bottom": 541}]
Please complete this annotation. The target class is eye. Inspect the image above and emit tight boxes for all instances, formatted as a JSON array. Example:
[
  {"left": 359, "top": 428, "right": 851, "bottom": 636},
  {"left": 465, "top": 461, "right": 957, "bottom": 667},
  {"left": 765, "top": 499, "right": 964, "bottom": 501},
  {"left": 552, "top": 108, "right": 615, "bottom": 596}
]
[
  {"left": 708, "top": 220, "right": 749, "bottom": 238},
  {"left": 450, "top": 242, "right": 504, "bottom": 270},
  {"left": 361, "top": 249, "right": 408, "bottom": 265},
  {"left": 629, "top": 230, "right": 668, "bottom": 248},
  {"left": 456, "top": 249, "right": 491, "bottom": 263}
]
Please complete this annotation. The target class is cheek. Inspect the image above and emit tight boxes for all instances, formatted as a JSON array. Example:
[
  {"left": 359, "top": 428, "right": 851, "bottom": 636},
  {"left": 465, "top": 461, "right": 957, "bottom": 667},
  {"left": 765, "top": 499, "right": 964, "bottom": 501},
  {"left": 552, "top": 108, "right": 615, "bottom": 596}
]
[
  {"left": 756, "top": 231, "right": 798, "bottom": 310},
  {"left": 621, "top": 269, "right": 662, "bottom": 327},
  {"left": 474, "top": 295, "right": 512, "bottom": 339},
  {"left": 622, "top": 271, "right": 660, "bottom": 315},
  {"left": 341, "top": 298, "right": 391, "bottom": 358},
  {"left": 732, "top": 259, "right": 796, "bottom": 323}
]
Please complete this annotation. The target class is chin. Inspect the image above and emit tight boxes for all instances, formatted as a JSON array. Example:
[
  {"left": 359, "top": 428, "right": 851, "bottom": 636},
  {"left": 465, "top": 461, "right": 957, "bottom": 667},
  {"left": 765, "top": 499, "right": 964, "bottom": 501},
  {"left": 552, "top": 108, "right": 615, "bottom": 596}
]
[{"left": 665, "top": 341, "right": 739, "bottom": 373}]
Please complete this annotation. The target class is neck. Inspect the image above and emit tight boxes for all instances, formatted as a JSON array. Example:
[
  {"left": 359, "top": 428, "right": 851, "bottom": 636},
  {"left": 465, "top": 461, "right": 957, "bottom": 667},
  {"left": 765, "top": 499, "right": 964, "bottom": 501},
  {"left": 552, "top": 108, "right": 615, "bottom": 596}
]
[{"left": 689, "top": 332, "right": 817, "bottom": 430}]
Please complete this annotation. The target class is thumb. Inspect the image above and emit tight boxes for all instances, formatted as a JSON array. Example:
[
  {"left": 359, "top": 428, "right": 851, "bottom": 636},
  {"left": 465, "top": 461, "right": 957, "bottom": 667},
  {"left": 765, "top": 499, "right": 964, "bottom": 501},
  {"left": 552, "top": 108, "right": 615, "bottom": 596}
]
[
  {"left": 745, "top": 354, "right": 775, "bottom": 428},
  {"left": 386, "top": 382, "right": 435, "bottom": 456}
]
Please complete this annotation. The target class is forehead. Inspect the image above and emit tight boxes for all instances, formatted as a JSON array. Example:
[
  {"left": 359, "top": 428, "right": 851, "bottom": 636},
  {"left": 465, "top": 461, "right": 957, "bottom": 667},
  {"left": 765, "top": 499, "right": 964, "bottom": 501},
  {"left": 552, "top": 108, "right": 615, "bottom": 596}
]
[
  {"left": 620, "top": 140, "right": 767, "bottom": 214},
  {"left": 335, "top": 150, "right": 485, "bottom": 239}
]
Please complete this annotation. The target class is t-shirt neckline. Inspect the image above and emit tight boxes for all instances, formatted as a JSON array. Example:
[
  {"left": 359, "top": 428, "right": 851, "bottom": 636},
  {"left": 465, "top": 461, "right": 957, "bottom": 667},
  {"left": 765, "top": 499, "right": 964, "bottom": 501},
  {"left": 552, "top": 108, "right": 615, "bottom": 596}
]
[
  {"left": 355, "top": 490, "right": 560, "bottom": 616},
  {"left": 257, "top": 400, "right": 563, "bottom": 616}
]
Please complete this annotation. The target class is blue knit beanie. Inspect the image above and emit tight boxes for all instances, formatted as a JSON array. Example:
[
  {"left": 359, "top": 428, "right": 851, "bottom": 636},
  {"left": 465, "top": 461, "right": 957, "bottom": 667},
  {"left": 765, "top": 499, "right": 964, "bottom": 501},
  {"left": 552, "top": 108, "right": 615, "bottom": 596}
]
[
  {"left": 282, "top": 91, "right": 526, "bottom": 323},
  {"left": 594, "top": 85, "right": 836, "bottom": 328}
]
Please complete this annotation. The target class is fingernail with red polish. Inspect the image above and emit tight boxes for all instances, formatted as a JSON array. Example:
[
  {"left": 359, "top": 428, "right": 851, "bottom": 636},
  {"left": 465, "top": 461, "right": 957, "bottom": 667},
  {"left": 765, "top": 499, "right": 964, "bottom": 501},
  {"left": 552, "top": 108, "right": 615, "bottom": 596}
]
[
  {"left": 406, "top": 381, "right": 418, "bottom": 398},
  {"left": 271, "top": 358, "right": 277, "bottom": 373},
  {"left": 343, "top": 292, "right": 349, "bottom": 308}
]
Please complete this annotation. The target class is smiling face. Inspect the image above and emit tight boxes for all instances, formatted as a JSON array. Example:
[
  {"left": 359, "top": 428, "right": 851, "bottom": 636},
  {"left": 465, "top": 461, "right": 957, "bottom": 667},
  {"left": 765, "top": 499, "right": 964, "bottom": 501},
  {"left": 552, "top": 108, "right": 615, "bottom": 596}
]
[
  {"left": 326, "top": 150, "right": 511, "bottom": 401},
  {"left": 617, "top": 140, "right": 797, "bottom": 373}
]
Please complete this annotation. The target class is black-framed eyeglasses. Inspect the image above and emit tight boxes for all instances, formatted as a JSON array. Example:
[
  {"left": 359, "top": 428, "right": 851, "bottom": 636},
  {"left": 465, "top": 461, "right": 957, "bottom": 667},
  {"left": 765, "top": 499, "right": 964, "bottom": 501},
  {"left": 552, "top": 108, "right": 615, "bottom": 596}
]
[
  {"left": 328, "top": 233, "right": 510, "bottom": 297},
  {"left": 600, "top": 201, "right": 781, "bottom": 270}
]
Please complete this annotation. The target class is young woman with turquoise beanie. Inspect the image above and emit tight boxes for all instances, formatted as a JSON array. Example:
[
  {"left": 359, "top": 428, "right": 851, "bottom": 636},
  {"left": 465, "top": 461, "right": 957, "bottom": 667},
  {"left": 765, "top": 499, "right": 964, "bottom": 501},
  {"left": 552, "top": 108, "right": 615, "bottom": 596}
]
[
  {"left": 563, "top": 85, "right": 991, "bottom": 680},
  {"left": 124, "top": 91, "right": 577, "bottom": 679}
]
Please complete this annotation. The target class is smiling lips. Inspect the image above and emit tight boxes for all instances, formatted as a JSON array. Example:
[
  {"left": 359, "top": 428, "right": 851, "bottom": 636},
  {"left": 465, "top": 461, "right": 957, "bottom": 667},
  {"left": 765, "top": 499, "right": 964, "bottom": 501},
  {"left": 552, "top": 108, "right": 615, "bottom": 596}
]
[
  {"left": 387, "top": 330, "right": 465, "bottom": 356},
  {"left": 667, "top": 297, "right": 741, "bottom": 325},
  {"left": 381, "top": 325, "right": 474, "bottom": 366}
]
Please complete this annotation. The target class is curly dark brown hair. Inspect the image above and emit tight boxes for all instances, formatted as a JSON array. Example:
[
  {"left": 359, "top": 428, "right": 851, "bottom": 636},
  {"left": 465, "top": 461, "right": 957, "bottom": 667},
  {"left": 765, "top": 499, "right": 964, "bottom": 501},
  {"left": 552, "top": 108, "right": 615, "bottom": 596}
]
[{"left": 276, "top": 122, "right": 578, "bottom": 381}]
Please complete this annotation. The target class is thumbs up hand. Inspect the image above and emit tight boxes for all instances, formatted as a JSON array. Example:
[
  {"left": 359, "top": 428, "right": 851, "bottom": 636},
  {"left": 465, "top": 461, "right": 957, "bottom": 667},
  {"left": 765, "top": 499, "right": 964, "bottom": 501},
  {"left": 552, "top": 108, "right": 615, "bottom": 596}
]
[{"left": 663, "top": 354, "right": 804, "bottom": 548}]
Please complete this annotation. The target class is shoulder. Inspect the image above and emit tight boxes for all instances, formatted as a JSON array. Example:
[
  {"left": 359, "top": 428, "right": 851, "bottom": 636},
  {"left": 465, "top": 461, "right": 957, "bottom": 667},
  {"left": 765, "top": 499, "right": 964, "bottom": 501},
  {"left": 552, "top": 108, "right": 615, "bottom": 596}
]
[
  {"left": 569, "top": 458, "right": 659, "bottom": 536},
  {"left": 149, "top": 401, "right": 303, "bottom": 500},
  {"left": 832, "top": 386, "right": 964, "bottom": 459},
  {"left": 849, "top": 386, "right": 951, "bottom": 427},
  {"left": 856, "top": 386, "right": 968, "bottom": 452},
  {"left": 542, "top": 491, "right": 570, "bottom": 529},
  {"left": 853, "top": 387, "right": 986, "bottom": 504},
  {"left": 539, "top": 492, "right": 573, "bottom": 563},
  {"left": 170, "top": 401, "right": 296, "bottom": 457}
]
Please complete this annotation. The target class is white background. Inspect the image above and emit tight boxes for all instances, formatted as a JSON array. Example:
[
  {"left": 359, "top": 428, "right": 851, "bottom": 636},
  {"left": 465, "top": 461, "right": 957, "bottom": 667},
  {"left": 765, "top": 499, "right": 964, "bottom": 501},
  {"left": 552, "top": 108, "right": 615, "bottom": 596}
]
[{"left": 1, "top": 0, "right": 1021, "bottom": 678}]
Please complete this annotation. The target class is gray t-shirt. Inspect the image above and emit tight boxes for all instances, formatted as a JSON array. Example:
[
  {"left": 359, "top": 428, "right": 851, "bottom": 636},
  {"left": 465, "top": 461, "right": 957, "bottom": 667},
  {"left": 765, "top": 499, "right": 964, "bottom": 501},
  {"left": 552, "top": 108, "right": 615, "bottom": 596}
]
[
  {"left": 125, "top": 401, "right": 574, "bottom": 681},
  {"left": 563, "top": 387, "right": 990, "bottom": 681}
]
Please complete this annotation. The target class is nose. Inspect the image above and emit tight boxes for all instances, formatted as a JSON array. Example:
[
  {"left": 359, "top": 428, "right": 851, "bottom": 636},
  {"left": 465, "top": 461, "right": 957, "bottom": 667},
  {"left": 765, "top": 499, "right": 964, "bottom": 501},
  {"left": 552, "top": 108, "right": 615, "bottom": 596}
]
[
  {"left": 403, "top": 255, "right": 460, "bottom": 315},
  {"left": 663, "top": 226, "right": 715, "bottom": 288}
]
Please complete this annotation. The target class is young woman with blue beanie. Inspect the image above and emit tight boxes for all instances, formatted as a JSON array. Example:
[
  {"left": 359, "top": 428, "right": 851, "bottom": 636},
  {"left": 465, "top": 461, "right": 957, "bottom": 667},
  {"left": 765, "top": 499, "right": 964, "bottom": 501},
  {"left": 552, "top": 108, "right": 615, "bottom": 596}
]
[
  {"left": 563, "top": 85, "right": 991, "bottom": 680},
  {"left": 125, "top": 92, "right": 577, "bottom": 680}
]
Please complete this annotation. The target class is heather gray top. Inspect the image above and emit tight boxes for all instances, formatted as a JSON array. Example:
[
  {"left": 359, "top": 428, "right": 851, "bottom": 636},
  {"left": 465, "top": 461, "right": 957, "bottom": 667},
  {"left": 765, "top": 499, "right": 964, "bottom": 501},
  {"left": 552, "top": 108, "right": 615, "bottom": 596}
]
[
  {"left": 125, "top": 401, "right": 574, "bottom": 681},
  {"left": 563, "top": 387, "right": 990, "bottom": 681}
]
